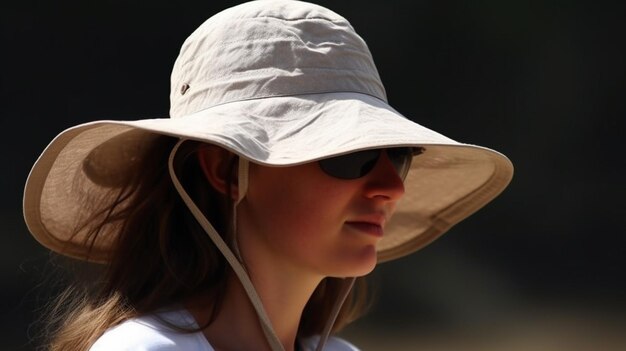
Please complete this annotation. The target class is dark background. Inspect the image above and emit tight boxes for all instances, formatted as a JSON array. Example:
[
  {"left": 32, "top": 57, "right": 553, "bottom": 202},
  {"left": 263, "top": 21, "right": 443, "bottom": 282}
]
[{"left": 2, "top": 0, "right": 625, "bottom": 350}]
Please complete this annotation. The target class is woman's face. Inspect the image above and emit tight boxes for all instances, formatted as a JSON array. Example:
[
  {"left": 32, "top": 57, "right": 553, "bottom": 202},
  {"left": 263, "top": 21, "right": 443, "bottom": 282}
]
[{"left": 237, "top": 151, "right": 405, "bottom": 279}]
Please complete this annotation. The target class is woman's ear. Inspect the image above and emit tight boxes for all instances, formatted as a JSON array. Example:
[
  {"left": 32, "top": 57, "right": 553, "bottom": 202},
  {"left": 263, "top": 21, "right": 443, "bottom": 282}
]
[{"left": 197, "top": 145, "right": 239, "bottom": 200}]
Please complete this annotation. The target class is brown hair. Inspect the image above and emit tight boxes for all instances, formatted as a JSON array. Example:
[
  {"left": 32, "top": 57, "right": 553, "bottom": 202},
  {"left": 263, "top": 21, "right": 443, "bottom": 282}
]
[{"left": 44, "top": 135, "right": 369, "bottom": 351}]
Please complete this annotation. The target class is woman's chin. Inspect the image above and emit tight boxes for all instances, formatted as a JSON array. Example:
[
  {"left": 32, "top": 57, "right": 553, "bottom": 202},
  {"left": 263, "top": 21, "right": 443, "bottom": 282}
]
[{"left": 329, "top": 244, "right": 378, "bottom": 278}]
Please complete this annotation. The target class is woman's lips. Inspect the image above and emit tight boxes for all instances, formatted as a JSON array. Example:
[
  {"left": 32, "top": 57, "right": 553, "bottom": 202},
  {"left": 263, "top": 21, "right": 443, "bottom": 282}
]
[{"left": 345, "top": 221, "right": 384, "bottom": 237}]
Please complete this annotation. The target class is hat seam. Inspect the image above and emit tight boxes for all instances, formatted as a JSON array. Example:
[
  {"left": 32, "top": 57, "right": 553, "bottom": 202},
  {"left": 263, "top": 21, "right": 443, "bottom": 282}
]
[
  {"left": 236, "top": 15, "right": 347, "bottom": 23},
  {"left": 182, "top": 17, "right": 353, "bottom": 58},
  {"left": 174, "top": 90, "right": 390, "bottom": 118},
  {"left": 179, "top": 66, "right": 379, "bottom": 86},
  {"left": 183, "top": 34, "right": 364, "bottom": 53},
  {"left": 208, "top": 15, "right": 349, "bottom": 25}
]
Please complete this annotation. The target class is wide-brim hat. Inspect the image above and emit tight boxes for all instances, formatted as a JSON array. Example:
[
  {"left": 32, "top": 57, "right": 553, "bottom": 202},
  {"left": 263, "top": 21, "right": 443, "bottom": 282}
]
[{"left": 23, "top": 0, "right": 513, "bottom": 264}]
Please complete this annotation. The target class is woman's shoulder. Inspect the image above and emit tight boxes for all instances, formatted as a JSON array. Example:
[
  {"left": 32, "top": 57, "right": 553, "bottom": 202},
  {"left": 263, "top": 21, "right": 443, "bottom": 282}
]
[
  {"left": 89, "top": 309, "right": 212, "bottom": 351},
  {"left": 301, "top": 335, "right": 360, "bottom": 351}
]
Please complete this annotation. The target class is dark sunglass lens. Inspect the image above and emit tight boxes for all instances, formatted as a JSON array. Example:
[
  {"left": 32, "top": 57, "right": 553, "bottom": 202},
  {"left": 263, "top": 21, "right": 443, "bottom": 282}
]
[
  {"left": 319, "top": 150, "right": 380, "bottom": 179},
  {"left": 386, "top": 147, "right": 413, "bottom": 179}
]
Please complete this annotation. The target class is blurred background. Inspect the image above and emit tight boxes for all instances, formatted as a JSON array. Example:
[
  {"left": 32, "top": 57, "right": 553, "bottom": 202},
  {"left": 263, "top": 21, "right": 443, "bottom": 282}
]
[{"left": 2, "top": 0, "right": 625, "bottom": 350}]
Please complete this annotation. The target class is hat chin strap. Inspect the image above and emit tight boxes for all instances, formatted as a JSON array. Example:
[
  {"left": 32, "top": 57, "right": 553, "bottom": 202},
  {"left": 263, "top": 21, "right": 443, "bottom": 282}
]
[{"left": 168, "top": 139, "right": 355, "bottom": 351}]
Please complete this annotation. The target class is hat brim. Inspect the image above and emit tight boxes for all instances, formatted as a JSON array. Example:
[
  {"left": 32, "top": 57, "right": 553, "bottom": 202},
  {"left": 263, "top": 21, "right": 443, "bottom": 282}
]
[{"left": 24, "top": 92, "right": 513, "bottom": 263}]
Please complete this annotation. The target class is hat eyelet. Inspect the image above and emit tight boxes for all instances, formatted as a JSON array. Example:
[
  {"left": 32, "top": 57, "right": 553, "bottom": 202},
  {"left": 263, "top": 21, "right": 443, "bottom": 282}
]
[{"left": 180, "top": 83, "right": 190, "bottom": 95}]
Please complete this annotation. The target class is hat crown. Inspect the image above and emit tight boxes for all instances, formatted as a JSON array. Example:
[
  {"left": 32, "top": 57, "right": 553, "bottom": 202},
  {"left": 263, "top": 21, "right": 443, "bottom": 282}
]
[{"left": 169, "top": 0, "right": 386, "bottom": 118}]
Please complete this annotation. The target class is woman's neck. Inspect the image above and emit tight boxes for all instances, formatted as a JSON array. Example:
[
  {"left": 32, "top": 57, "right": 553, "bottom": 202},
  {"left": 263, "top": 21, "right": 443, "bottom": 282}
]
[{"left": 187, "top": 269, "right": 322, "bottom": 351}]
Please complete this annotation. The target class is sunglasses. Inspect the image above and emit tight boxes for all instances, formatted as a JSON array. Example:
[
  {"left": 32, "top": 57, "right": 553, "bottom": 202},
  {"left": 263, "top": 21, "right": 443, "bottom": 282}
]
[{"left": 318, "top": 147, "right": 424, "bottom": 180}]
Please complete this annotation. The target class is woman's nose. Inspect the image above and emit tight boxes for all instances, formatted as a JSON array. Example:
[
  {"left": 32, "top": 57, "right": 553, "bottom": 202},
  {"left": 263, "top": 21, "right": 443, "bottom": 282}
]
[{"left": 362, "top": 151, "right": 406, "bottom": 201}]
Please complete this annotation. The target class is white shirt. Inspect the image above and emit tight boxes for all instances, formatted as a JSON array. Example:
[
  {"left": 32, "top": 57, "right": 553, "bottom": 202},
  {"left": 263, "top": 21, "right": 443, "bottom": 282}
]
[{"left": 90, "top": 308, "right": 359, "bottom": 351}]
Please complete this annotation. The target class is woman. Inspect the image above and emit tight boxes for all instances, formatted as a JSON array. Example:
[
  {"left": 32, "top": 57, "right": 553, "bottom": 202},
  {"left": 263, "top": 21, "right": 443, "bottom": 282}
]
[{"left": 23, "top": 1, "right": 513, "bottom": 350}]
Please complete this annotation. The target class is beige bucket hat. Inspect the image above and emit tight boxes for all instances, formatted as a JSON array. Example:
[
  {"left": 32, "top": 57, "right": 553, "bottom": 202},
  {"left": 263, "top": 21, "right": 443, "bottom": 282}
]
[{"left": 23, "top": 0, "right": 513, "bottom": 265}]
